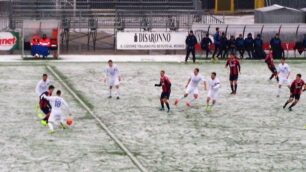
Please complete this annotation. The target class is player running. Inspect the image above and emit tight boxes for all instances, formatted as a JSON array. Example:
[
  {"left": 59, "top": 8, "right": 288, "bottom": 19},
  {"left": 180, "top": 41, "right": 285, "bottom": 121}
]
[
  {"left": 277, "top": 57, "right": 291, "bottom": 97},
  {"left": 42, "top": 90, "right": 72, "bottom": 134},
  {"left": 35, "top": 74, "right": 51, "bottom": 97},
  {"left": 225, "top": 53, "right": 241, "bottom": 95},
  {"left": 39, "top": 85, "right": 55, "bottom": 125},
  {"left": 104, "top": 60, "right": 121, "bottom": 99},
  {"left": 265, "top": 52, "right": 279, "bottom": 82},
  {"left": 175, "top": 68, "right": 207, "bottom": 107},
  {"left": 283, "top": 74, "right": 306, "bottom": 111},
  {"left": 155, "top": 70, "right": 171, "bottom": 112},
  {"left": 206, "top": 72, "right": 220, "bottom": 112}
]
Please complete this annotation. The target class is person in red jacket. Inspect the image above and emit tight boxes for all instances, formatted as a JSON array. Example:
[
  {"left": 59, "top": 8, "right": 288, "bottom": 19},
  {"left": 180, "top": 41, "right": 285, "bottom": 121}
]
[
  {"left": 31, "top": 35, "right": 40, "bottom": 57},
  {"left": 283, "top": 74, "right": 306, "bottom": 111},
  {"left": 39, "top": 34, "right": 51, "bottom": 58},
  {"left": 155, "top": 70, "right": 171, "bottom": 112}
]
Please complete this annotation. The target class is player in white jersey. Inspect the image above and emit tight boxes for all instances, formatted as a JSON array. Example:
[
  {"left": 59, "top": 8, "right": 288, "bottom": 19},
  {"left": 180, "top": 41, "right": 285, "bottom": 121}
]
[
  {"left": 35, "top": 74, "right": 51, "bottom": 97},
  {"left": 104, "top": 60, "right": 121, "bottom": 99},
  {"left": 277, "top": 58, "right": 291, "bottom": 97},
  {"left": 42, "top": 90, "right": 72, "bottom": 134},
  {"left": 206, "top": 72, "right": 220, "bottom": 111},
  {"left": 175, "top": 68, "right": 207, "bottom": 107}
]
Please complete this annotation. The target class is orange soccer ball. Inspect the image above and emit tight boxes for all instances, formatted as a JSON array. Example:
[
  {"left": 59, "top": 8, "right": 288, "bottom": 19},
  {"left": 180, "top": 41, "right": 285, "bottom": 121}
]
[{"left": 66, "top": 117, "right": 73, "bottom": 126}]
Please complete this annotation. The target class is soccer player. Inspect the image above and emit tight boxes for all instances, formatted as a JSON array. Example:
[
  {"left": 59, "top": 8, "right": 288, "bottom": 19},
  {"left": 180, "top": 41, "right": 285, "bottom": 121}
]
[
  {"left": 104, "top": 60, "right": 121, "bottom": 99},
  {"left": 283, "top": 74, "right": 306, "bottom": 111},
  {"left": 265, "top": 52, "right": 279, "bottom": 82},
  {"left": 175, "top": 68, "right": 207, "bottom": 107},
  {"left": 42, "top": 90, "right": 72, "bottom": 134},
  {"left": 225, "top": 53, "right": 241, "bottom": 95},
  {"left": 206, "top": 72, "right": 220, "bottom": 111},
  {"left": 155, "top": 70, "right": 171, "bottom": 112},
  {"left": 39, "top": 85, "right": 55, "bottom": 125},
  {"left": 35, "top": 74, "right": 51, "bottom": 97},
  {"left": 277, "top": 57, "right": 291, "bottom": 97}
]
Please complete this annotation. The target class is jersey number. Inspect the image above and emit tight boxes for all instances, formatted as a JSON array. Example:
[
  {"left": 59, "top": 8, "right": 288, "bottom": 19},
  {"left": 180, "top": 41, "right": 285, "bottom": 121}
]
[{"left": 55, "top": 100, "right": 61, "bottom": 108}]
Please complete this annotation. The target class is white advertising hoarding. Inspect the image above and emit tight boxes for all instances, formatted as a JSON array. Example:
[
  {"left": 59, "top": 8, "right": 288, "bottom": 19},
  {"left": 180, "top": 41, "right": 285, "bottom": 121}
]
[{"left": 116, "top": 32, "right": 186, "bottom": 50}]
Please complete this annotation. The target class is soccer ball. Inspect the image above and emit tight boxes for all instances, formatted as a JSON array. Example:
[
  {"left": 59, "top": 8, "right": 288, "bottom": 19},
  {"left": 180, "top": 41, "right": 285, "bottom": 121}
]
[{"left": 66, "top": 117, "right": 73, "bottom": 126}]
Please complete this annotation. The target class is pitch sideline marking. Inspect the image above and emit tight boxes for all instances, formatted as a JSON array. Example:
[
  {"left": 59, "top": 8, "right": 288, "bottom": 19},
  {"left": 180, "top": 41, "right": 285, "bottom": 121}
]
[{"left": 46, "top": 65, "right": 148, "bottom": 172}]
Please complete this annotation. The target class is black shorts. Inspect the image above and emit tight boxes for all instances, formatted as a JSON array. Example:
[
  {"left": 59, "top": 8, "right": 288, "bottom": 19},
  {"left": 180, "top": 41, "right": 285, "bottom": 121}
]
[
  {"left": 161, "top": 92, "right": 170, "bottom": 99},
  {"left": 229, "top": 75, "right": 239, "bottom": 81},
  {"left": 290, "top": 94, "right": 300, "bottom": 100},
  {"left": 269, "top": 66, "right": 277, "bottom": 73},
  {"left": 40, "top": 107, "right": 51, "bottom": 115}
]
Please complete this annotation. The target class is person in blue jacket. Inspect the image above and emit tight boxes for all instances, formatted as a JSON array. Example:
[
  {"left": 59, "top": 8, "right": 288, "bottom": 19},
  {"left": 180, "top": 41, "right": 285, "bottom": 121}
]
[
  {"left": 253, "top": 34, "right": 265, "bottom": 59},
  {"left": 270, "top": 33, "right": 283, "bottom": 59},
  {"left": 228, "top": 35, "right": 236, "bottom": 56},
  {"left": 244, "top": 33, "right": 254, "bottom": 59},
  {"left": 236, "top": 34, "right": 245, "bottom": 59},
  {"left": 201, "top": 33, "right": 212, "bottom": 59},
  {"left": 216, "top": 32, "right": 228, "bottom": 58},
  {"left": 212, "top": 27, "right": 221, "bottom": 60},
  {"left": 185, "top": 30, "right": 198, "bottom": 63}
]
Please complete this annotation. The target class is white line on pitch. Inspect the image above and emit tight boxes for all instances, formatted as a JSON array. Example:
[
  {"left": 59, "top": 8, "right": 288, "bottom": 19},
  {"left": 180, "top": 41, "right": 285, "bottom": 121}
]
[{"left": 46, "top": 65, "right": 148, "bottom": 172}]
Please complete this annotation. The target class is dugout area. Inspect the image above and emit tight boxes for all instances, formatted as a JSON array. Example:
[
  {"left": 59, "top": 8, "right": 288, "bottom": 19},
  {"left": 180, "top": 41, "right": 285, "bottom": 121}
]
[{"left": 21, "top": 20, "right": 60, "bottom": 59}]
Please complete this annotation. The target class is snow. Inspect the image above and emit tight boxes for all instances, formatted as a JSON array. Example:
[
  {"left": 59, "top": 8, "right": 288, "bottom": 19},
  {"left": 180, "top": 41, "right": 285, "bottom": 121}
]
[{"left": 1, "top": 60, "right": 305, "bottom": 171}]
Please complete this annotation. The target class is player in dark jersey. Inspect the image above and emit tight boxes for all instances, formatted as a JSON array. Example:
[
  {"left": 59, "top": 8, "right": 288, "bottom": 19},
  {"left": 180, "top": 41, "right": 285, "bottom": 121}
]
[
  {"left": 283, "top": 74, "right": 306, "bottom": 111},
  {"left": 39, "top": 85, "right": 55, "bottom": 124},
  {"left": 225, "top": 53, "right": 241, "bottom": 95},
  {"left": 155, "top": 70, "right": 171, "bottom": 112},
  {"left": 265, "top": 52, "right": 279, "bottom": 82}
]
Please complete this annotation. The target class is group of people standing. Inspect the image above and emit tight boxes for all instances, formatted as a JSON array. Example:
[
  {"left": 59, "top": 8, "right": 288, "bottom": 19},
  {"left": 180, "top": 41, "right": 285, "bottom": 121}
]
[{"left": 185, "top": 28, "right": 285, "bottom": 63}]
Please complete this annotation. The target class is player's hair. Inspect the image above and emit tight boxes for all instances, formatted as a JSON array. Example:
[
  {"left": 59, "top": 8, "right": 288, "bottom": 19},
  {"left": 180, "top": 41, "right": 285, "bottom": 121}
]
[
  {"left": 48, "top": 85, "right": 55, "bottom": 90},
  {"left": 56, "top": 90, "right": 61, "bottom": 95},
  {"left": 189, "top": 30, "right": 193, "bottom": 34},
  {"left": 161, "top": 70, "right": 165, "bottom": 73},
  {"left": 281, "top": 57, "right": 286, "bottom": 60},
  {"left": 212, "top": 72, "right": 216, "bottom": 76},
  {"left": 216, "top": 27, "right": 219, "bottom": 31},
  {"left": 195, "top": 68, "right": 199, "bottom": 72},
  {"left": 43, "top": 74, "right": 47, "bottom": 77},
  {"left": 297, "top": 73, "right": 302, "bottom": 78},
  {"left": 108, "top": 60, "right": 113, "bottom": 63}
]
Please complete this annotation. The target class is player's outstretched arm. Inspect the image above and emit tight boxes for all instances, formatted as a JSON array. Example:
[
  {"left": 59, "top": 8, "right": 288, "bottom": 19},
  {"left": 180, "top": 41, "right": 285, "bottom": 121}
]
[
  {"left": 62, "top": 99, "right": 72, "bottom": 116},
  {"left": 155, "top": 82, "right": 162, "bottom": 87}
]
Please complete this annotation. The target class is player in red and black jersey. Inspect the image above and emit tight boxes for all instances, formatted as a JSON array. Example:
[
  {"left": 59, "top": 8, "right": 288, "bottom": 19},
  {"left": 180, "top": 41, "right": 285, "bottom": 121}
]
[
  {"left": 265, "top": 52, "right": 279, "bottom": 82},
  {"left": 39, "top": 85, "right": 54, "bottom": 122},
  {"left": 155, "top": 70, "right": 171, "bottom": 112},
  {"left": 225, "top": 53, "right": 241, "bottom": 95},
  {"left": 283, "top": 74, "right": 306, "bottom": 111}
]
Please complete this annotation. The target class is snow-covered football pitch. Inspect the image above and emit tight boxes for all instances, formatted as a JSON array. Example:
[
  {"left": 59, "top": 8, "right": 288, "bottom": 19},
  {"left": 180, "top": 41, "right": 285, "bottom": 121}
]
[{"left": 1, "top": 60, "right": 306, "bottom": 172}]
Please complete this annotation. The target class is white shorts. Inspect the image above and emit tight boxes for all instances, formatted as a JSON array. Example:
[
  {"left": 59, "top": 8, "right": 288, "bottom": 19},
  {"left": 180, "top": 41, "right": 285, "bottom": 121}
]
[
  {"left": 207, "top": 90, "right": 218, "bottom": 100},
  {"left": 185, "top": 86, "right": 199, "bottom": 95},
  {"left": 49, "top": 112, "right": 65, "bottom": 125},
  {"left": 279, "top": 77, "right": 290, "bottom": 86},
  {"left": 108, "top": 77, "right": 120, "bottom": 87}
]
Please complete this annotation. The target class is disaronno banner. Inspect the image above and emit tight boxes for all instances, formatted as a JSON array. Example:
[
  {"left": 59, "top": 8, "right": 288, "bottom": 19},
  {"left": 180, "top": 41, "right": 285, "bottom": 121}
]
[{"left": 116, "top": 32, "right": 186, "bottom": 50}]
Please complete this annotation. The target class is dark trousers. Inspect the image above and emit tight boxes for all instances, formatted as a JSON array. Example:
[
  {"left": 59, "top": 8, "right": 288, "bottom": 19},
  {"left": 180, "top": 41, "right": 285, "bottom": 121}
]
[
  {"left": 272, "top": 48, "right": 282, "bottom": 59},
  {"left": 217, "top": 47, "right": 227, "bottom": 58},
  {"left": 185, "top": 48, "right": 195, "bottom": 63},
  {"left": 212, "top": 44, "right": 221, "bottom": 59},
  {"left": 245, "top": 47, "right": 253, "bottom": 58},
  {"left": 237, "top": 47, "right": 244, "bottom": 58},
  {"left": 254, "top": 47, "right": 265, "bottom": 59},
  {"left": 202, "top": 47, "right": 210, "bottom": 58}
]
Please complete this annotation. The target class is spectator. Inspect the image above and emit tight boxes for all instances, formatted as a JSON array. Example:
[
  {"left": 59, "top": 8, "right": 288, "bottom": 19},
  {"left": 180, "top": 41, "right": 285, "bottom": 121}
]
[
  {"left": 270, "top": 33, "right": 282, "bottom": 59},
  {"left": 244, "top": 33, "right": 254, "bottom": 59},
  {"left": 217, "top": 32, "right": 228, "bottom": 58},
  {"left": 236, "top": 34, "right": 245, "bottom": 59},
  {"left": 253, "top": 34, "right": 264, "bottom": 59},
  {"left": 212, "top": 27, "right": 221, "bottom": 60},
  {"left": 228, "top": 35, "right": 236, "bottom": 56},
  {"left": 39, "top": 34, "right": 51, "bottom": 58},
  {"left": 200, "top": 33, "right": 212, "bottom": 59},
  {"left": 185, "top": 30, "right": 197, "bottom": 63},
  {"left": 31, "top": 35, "right": 40, "bottom": 58}
]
